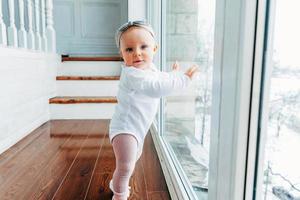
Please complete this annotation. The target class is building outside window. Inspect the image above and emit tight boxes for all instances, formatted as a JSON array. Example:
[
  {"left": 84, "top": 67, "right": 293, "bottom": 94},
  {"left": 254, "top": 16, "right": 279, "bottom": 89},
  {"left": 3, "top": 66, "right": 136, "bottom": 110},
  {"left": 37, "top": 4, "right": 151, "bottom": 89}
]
[{"left": 161, "top": 0, "right": 215, "bottom": 199}]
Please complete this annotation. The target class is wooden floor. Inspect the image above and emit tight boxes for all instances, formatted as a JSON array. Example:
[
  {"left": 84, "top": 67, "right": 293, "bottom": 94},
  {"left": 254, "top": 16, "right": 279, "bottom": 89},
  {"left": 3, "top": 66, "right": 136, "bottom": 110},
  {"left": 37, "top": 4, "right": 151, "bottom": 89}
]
[{"left": 0, "top": 120, "right": 171, "bottom": 200}]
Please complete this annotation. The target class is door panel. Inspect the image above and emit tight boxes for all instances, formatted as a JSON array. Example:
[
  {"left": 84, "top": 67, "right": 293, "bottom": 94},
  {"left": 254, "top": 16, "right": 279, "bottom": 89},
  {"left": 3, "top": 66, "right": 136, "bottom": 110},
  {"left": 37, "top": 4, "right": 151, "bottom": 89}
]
[{"left": 53, "top": 0, "right": 127, "bottom": 55}]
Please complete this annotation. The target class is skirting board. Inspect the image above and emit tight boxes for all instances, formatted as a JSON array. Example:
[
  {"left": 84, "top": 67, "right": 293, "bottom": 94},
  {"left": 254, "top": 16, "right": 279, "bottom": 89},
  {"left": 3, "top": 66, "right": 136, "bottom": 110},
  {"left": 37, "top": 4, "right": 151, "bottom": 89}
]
[{"left": 0, "top": 114, "right": 49, "bottom": 155}]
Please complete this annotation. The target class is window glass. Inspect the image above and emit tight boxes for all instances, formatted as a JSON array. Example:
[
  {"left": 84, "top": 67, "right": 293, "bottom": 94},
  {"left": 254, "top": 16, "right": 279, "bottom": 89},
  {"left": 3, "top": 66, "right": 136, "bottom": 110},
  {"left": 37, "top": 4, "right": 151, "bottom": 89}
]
[
  {"left": 258, "top": 0, "right": 300, "bottom": 199},
  {"left": 162, "top": 0, "right": 215, "bottom": 198}
]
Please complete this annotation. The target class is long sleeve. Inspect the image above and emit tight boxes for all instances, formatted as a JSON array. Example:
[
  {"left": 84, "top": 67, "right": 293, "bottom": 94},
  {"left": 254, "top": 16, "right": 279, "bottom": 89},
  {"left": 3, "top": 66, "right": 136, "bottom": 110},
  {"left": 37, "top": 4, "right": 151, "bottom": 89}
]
[{"left": 126, "top": 68, "right": 191, "bottom": 98}]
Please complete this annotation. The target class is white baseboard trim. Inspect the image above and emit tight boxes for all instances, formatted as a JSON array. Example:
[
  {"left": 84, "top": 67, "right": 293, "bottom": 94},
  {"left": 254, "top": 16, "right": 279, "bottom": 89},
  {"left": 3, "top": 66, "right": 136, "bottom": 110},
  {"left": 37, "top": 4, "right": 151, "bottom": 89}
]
[
  {"left": 0, "top": 114, "right": 49, "bottom": 155},
  {"left": 150, "top": 125, "right": 190, "bottom": 200}
]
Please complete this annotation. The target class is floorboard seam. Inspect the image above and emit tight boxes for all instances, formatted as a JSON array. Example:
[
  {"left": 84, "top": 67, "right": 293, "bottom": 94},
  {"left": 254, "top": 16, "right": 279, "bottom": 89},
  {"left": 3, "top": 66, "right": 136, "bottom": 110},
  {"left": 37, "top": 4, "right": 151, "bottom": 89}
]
[
  {"left": 83, "top": 130, "right": 108, "bottom": 199},
  {"left": 50, "top": 135, "right": 89, "bottom": 200}
]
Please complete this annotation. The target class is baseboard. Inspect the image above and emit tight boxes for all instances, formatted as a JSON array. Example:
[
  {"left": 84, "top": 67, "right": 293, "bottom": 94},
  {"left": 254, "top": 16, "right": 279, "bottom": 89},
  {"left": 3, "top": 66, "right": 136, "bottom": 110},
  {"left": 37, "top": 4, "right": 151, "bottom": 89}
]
[{"left": 0, "top": 114, "right": 49, "bottom": 155}]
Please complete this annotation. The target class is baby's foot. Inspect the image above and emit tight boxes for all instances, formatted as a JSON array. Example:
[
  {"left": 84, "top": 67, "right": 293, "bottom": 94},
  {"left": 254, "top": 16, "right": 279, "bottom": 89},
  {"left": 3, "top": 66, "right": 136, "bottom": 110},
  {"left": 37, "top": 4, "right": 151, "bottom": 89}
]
[{"left": 109, "top": 180, "right": 131, "bottom": 200}]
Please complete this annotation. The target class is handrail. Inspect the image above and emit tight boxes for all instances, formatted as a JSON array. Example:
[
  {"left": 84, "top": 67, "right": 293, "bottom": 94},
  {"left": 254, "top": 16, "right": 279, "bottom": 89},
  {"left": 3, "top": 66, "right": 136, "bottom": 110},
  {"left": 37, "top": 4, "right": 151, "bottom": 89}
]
[{"left": 0, "top": 0, "right": 56, "bottom": 52}]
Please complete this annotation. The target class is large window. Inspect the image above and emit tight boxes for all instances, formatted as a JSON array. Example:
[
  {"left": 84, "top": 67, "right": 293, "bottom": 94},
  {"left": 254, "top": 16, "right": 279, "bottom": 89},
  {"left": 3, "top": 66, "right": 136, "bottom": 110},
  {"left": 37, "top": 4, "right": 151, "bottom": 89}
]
[
  {"left": 254, "top": 0, "right": 300, "bottom": 199},
  {"left": 160, "top": 0, "right": 215, "bottom": 199},
  {"left": 149, "top": 0, "right": 288, "bottom": 199}
]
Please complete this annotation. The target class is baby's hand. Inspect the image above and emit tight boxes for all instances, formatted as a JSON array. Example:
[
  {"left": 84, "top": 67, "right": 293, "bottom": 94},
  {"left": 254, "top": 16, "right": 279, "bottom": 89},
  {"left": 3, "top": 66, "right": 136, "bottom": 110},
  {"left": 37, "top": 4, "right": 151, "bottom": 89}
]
[
  {"left": 172, "top": 61, "right": 180, "bottom": 71},
  {"left": 185, "top": 65, "right": 199, "bottom": 79}
]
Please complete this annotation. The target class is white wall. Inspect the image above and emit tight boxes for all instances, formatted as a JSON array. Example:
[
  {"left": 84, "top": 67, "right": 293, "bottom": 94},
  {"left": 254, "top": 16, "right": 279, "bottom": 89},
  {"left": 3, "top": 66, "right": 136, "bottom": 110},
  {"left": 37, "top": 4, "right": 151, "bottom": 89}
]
[{"left": 0, "top": 47, "right": 59, "bottom": 154}]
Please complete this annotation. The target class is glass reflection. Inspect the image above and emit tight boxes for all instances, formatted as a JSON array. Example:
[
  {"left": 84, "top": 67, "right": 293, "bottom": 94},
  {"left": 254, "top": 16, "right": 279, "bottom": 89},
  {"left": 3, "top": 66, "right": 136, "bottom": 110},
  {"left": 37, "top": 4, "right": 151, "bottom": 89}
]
[
  {"left": 260, "top": 0, "right": 300, "bottom": 199},
  {"left": 162, "top": 0, "right": 215, "bottom": 198}
]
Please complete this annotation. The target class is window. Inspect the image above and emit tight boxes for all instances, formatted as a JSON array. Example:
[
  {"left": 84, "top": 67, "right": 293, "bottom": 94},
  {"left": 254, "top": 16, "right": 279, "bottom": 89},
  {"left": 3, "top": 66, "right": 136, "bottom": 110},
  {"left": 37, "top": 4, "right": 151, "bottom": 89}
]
[
  {"left": 253, "top": 0, "right": 300, "bottom": 199},
  {"left": 161, "top": 0, "right": 215, "bottom": 198},
  {"left": 149, "top": 0, "right": 262, "bottom": 199}
]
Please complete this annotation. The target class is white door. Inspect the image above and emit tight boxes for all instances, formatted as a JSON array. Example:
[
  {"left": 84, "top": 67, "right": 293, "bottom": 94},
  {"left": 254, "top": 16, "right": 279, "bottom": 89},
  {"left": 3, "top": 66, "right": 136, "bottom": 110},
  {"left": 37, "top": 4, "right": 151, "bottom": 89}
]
[{"left": 53, "top": 0, "right": 127, "bottom": 55}]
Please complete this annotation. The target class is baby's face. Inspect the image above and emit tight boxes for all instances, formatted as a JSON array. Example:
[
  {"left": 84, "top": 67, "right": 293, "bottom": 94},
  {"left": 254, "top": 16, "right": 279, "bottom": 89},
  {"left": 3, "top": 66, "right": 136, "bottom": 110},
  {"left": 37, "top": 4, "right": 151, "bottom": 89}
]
[{"left": 119, "top": 27, "right": 157, "bottom": 70}]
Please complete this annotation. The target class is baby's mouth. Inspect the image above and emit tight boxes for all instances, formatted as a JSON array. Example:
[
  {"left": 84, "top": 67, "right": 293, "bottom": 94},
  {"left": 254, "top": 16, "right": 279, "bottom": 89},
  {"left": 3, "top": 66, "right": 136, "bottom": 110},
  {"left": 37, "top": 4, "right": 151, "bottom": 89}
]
[{"left": 133, "top": 60, "right": 144, "bottom": 64}]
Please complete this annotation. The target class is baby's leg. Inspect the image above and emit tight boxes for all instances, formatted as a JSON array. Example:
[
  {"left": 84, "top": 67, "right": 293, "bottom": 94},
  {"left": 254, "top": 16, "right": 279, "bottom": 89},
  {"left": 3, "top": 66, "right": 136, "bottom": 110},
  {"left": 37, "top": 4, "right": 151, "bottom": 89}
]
[{"left": 111, "top": 134, "right": 138, "bottom": 200}]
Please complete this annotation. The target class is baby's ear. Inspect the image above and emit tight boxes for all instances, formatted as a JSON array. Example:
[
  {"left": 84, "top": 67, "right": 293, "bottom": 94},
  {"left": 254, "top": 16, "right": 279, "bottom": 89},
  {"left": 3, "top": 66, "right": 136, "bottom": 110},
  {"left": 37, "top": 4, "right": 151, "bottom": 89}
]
[
  {"left": 119, "top": 50, "right": 123, "bottom": 58},
  {"left": 153, "top": 44, "right": 159, "bottom": 53}
]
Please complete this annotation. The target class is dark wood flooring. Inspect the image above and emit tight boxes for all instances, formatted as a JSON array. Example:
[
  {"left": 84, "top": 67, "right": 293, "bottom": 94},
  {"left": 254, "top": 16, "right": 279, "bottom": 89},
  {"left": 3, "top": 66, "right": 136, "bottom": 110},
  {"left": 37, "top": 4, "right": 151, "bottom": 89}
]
[{"left": 0, "top": 120, "right": 171, "bottom": 200}]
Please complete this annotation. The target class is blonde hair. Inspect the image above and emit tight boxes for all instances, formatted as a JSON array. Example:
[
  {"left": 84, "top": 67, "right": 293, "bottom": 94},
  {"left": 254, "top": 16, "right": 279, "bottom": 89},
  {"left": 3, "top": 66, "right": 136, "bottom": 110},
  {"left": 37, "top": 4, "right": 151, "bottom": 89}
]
[{"left": 115, "top": 21, "right": 155, "bottom": 48}]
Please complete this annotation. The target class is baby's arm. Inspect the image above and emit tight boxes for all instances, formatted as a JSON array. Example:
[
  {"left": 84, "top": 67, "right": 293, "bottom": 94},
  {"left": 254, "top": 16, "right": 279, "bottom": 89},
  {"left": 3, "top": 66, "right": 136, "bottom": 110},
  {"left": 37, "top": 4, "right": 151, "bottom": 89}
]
[
  {"left": 127, "top": 65, "right": 198, "bottom": 98},
  {"left": 128, "top": 71, "right": 189, "bottom": 98}
]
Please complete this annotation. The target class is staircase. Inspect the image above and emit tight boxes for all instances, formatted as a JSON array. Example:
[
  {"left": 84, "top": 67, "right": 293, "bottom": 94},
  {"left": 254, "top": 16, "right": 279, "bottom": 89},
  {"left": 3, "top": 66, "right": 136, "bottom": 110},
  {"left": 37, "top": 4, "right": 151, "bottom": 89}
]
[{"left": 49, "top": 56, "right": 122, "bottom": 119}]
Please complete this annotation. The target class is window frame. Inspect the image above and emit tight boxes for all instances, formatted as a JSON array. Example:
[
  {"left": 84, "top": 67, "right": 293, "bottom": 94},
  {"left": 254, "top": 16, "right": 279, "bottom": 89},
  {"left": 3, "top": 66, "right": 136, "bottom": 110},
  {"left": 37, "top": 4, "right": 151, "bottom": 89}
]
[
  {"left": 208, "top": 0, "right": 260, "bottom": 199},
  {"left": 244, "top": 0, "right": 277, "bottom": 199}
]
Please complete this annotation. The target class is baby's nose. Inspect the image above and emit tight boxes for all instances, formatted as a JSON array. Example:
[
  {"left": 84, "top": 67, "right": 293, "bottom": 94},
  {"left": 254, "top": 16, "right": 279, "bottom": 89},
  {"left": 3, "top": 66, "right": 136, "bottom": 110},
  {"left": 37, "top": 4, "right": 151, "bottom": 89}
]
[{"left": 134, "top": 49, "right": 142, "bottom": 56}]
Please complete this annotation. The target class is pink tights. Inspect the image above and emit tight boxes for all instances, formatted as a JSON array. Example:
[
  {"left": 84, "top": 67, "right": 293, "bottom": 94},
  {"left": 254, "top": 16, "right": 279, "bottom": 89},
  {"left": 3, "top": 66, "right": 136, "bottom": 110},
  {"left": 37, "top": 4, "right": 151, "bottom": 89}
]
[{"left": 111, "top": 134, "right": 140, "bottom": 200}]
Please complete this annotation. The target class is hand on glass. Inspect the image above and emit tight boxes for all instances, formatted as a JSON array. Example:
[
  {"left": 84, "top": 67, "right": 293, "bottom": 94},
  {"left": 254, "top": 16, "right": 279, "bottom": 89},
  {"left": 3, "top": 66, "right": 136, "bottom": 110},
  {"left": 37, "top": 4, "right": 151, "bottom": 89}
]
[
  {"left": 172, "top": 61, "right": 199, "bottom": 79},
  {"left": 185, "top": 65, "right": 199, "bottom": 79},
  {"left": 172, "top": 61, "right": 180, "bottom": 71}
]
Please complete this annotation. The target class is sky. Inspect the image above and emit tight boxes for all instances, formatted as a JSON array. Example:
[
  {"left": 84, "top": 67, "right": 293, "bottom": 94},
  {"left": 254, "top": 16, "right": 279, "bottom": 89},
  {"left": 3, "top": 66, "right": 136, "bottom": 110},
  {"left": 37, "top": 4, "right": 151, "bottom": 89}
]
[{"left": 273, "top": 0, "right": 300, "bottom": 67}]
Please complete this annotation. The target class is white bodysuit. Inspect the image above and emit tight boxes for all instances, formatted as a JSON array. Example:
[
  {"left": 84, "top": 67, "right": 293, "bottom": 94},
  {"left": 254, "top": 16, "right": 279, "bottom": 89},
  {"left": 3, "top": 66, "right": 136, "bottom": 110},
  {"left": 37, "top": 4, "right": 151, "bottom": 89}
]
[{"left": 109, "top": 63, "right": 190, "bottom": 153}]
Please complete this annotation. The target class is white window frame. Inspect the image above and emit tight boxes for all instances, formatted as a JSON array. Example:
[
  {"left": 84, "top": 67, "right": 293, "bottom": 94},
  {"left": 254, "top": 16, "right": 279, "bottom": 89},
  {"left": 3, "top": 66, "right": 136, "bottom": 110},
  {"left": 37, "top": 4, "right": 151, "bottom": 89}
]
[
  {"left": 244, "top": 0, "right": 276, "bottom": 199},
  {"left": 208, "top": 0, "right": 261, "bottom": 199},
  {"left": 147, "top": 0, "right": 264, "bottom": 199}
]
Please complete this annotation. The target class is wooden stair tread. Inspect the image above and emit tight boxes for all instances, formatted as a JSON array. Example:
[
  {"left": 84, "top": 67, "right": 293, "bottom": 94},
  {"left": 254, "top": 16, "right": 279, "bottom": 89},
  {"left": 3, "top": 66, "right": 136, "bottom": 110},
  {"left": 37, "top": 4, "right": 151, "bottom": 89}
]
[
  {"left": 62, "top": 56, "right": 123, "bottom": 62},
  {"left": 56, "top": 76, "right": 120, "bottom": 81},
  {"left": 49, "top": 96, "right": 117, "bottom": 104}
]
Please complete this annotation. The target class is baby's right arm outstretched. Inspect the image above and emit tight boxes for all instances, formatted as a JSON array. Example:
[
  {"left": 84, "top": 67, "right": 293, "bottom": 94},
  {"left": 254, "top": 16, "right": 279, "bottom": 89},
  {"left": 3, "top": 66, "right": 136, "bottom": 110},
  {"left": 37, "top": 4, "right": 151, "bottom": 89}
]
[{"left": 126, "top": 63, "right": 199, "bottom": 98}]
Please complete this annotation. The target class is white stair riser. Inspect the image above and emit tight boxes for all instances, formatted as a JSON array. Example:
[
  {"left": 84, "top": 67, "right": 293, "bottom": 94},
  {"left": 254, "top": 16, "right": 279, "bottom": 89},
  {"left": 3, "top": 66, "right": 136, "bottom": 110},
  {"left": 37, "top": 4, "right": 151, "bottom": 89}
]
[
  {"left": 50, "top": 104, "right": 116, "bottom": 119},
  {"left": 56, "top": 81, "right": 119, "bottom": 96},
  {"left": 58, "top": 61, "right": 122, "bottom": 76}
]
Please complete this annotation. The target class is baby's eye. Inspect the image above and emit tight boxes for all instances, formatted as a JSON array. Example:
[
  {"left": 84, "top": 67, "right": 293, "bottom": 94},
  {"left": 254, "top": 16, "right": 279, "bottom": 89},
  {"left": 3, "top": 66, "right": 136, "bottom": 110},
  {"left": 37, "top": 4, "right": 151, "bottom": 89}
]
[
  {"left": 125, "top": 48, "right": 133, "bottom": 52},
  {"left": 141, "top": 45, "right": 148, "bottom": 49}
]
